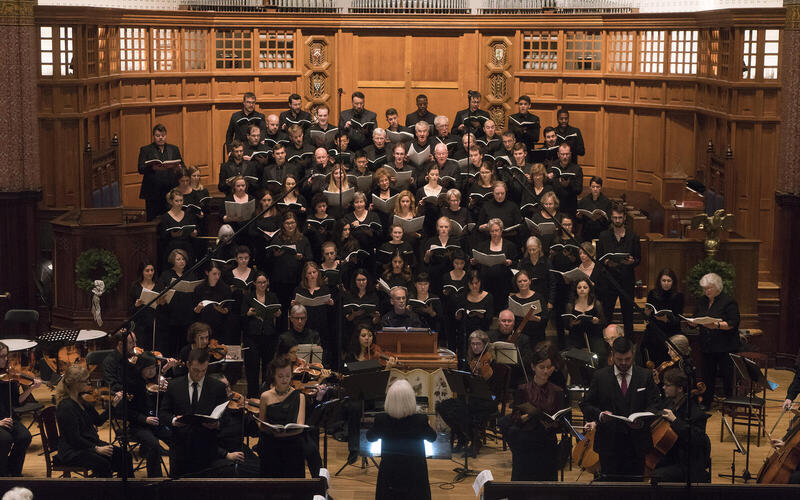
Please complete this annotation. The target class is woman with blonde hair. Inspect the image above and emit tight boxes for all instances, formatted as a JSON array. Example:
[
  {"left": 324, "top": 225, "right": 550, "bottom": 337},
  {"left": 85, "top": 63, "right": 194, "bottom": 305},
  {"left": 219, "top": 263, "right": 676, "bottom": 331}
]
[
  {"left": 367, "top": 379, "right": 436, "bottom": 500},
  {"left": 55, "top": 365, "right": 132, "bottom": 477}
]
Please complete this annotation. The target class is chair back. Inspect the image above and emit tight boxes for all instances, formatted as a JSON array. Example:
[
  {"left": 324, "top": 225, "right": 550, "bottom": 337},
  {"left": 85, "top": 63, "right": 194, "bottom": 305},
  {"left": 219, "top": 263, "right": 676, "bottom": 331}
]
[
  {"left": 3, "top": 309, "right": 39, "bottom": 339},
  {"left": 86, "top": 349, "right": 116, "bottom": 385},
  {"left": 37, "top": 406, "right": 60, "bottom": 476}
]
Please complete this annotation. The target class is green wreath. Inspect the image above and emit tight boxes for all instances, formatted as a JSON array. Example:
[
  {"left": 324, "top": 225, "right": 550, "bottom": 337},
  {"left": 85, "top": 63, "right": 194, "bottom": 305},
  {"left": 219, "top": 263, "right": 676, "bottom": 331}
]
[
  {"left": 75, "top": 248, "right": 122, "bottom": 294},
  {"left": 686, "top": 256, "right": 735, "bottom": 298}
]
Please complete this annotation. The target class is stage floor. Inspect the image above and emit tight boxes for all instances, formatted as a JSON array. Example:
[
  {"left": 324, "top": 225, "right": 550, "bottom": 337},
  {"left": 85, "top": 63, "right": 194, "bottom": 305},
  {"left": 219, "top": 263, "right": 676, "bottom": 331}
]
[{"left": 13, "top": 363, "right": 795, "bottom": 499}]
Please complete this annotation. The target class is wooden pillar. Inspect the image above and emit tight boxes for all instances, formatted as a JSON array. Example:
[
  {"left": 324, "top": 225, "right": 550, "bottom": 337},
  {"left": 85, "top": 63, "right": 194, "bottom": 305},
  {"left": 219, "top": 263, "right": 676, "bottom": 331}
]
[
  {"left": 776, "top": 0, "right": 800, "bottom": 356},
  {"left": 0, "top": 0, "right": 41, "bottom": 314}
]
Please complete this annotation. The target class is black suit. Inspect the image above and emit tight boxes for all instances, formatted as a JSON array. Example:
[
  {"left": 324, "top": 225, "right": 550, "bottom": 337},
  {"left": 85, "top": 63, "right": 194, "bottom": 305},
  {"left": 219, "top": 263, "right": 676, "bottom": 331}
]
[
  {"left": 137, "top": 142, "right": 182, "bottom": 221},
  {"left": 580, "top": 365, "right": 660, "bottom": 480},
  {"left": 159, "top": 375, "right": 229, "bottom": 477}
]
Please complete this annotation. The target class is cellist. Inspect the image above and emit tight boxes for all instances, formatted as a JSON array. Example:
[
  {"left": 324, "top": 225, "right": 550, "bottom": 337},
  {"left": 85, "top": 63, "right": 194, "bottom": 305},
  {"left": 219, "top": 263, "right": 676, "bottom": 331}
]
[{"left": 650, "top": 368, "right": 711, "bottom": 483}]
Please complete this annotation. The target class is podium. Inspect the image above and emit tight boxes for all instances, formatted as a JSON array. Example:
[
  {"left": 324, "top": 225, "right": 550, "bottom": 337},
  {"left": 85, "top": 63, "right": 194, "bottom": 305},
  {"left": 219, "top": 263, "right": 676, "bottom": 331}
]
[
  {"left": 375, "top": 328, "right": 457, "bottom": 370},
  {"left": 51, "top": 208, "right": 158, "bottom": 330}
]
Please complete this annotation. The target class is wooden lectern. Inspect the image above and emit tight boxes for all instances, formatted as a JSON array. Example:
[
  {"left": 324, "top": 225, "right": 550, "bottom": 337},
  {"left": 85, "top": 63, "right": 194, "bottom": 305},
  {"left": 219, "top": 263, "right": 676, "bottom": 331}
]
[
  {"left": 375, "top": 329, "right": 457, "bottom": 370},
  {"left": 51, "top": 208, "right": 158, "bottom": 330}
]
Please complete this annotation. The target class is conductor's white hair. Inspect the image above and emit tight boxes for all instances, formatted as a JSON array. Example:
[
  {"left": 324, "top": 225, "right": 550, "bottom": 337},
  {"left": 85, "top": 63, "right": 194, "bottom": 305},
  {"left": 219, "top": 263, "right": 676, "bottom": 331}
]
[
  {"left": 699, "top": 273, "right": 723, "bottom": 293},
  {"left": 2, "top": 488, "right": 33, "bottom": 500},
  {"left": 385, "top": 379, "right": 417, "bottom": 419}
]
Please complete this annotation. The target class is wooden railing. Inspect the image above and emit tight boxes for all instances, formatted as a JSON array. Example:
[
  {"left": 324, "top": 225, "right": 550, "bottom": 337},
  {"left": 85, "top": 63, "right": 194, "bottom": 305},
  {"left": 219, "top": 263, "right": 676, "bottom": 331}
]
[{"left": 83, "top": 134, "right": 121, "bottom": 208}]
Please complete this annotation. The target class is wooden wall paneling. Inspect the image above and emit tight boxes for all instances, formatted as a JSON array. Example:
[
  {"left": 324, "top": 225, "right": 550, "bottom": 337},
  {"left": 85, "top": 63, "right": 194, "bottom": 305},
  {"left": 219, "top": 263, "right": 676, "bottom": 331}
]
[
  {"left": 632, "top": 109, "right": 663, "bottom": 195},
  {"left": 184, "top": 77, "right": 211, "bottom": 100},
  {"left": 603, "top": 108, "right": 633, "bottom": 191},
  {"left": 461, "top": 32, "right": 482, "bottom": 117},
  {"left": 153, "top": 77, "right": 182, "bottom": 102},
  {"left": 409, "top": 35, "right": 461, "bottom": 123},
  {"left": 120, "top": 109, "right": 151, "bottom": 207},
  {"left": 664, "top": 111, "right": 695, "bottom": 181},
  {"left": 55, "top": 120, "right": 81, "bottom": 209},
  {"left": 733, "top": 123, "right": 754, "bottom": 238},
  {"left": 634, "top": 80, "right": 666, "bottom": 106},
  {"left": 756, "top": 123, "right": 778, "bottom": 280},
  {"left": 570, "top": 108, "right": 599, "bottom": 173},
  {"left": 120, "top": 78, "right": 150, "bottom": 104},
  {"left": 54, "top": 85, "right": 80, "bottom": 114},
  {"left": 184, "top": 106, "right": 212, "bottom": 182},
  {"left": 352, "top": 34, "right": 407, "bottom": 121}
]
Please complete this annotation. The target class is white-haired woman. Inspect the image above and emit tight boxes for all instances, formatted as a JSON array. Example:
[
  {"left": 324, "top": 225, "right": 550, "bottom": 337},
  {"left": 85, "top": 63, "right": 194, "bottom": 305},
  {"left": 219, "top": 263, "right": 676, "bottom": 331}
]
[
  {"left": 367, "top": 379, "right": 436, "bottom": 500},
  {"left": 694, "top": 272, "right": 740, "bottom": 409}
]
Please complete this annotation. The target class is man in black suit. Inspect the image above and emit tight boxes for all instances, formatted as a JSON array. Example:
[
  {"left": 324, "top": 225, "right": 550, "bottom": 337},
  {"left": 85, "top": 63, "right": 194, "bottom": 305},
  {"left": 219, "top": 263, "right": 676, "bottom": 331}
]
[
  {"left": 279, "top": 93, "right": 312, "bottom": 135},
  {"left": 137, "top": 124, "right": 182, "bottom": 221},
  {"left": 555, "top": 108, "right": 585, "bottom": 164},
  {"left": 453, "top": 90, "right": 490, "bottom": 138},
  {"left": 339, "top": 91, "right": 377, "bottom": 151},
  {"left": 159, "top": 349, "right": 234, "bottom": 478},
  {"left": 580, "top": 337, "right": 660, "bottom": 481},
  {"left": 547, "top": 142, "right": 583, "bottom": 217},
  {"left": 405, "top": 94, "right": 437, "bottom": 128},
  {"left": 225, "top": 92, "right": 266, "bottom": 146}
]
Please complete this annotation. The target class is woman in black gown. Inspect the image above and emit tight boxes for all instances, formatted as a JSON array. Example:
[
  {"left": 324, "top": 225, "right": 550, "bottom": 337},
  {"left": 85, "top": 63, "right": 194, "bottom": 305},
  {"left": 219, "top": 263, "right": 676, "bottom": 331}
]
[
  {"left": 367, "top": 378, "right": 437, "bottom": 500},
  {"left": 192, "top": 262, "right": 233, "bottom": 344},
  {"left": 257, "top": 356, "right": 306, "bottom": 478},
  {"left": 157, "top": 188, "right": 198, "bottom": 269},
  {"left": 642, "top": 268, "right": 685, "bottom": 366},
  {"left": 471, "top": 217, "right": 517, "bottom": 311},
  {"left": 129, "top": 260, "right": 158, "bottom": 351},
  {"left": 155, "top": 248, "right": 199, "bottom": 356},
  {"left": 565, "top": 278, "right": 606, "bottom": 356},
  {"left": 241, "top": 271, "right": 281, "bottom": 398}
]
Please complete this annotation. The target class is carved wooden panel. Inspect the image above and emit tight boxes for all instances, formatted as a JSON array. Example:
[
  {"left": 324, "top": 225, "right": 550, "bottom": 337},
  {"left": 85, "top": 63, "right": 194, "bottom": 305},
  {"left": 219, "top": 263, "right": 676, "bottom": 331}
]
[
  {"left": 120, "top": 79, "right": 150, "bottom": 103},
  {"left": 214, "top": 77, "right": 254, "bottom": 99},
  {"left": 54, "top": 86, "right": 79, "bottom": 113},
  {"left": 256, "top": 77, "right": 297, "bottom": 99},
  {"left": 664, "top": 111, "right": 694, "bottom": 180},
  {"left": 605, "top": 80, "right": 632, "bottom": 102},
  {"left": 184, "top": 78, "right": 211, "bottom": 100},
  {"left": 666, "top": 83, "right": 695, "bottom": 106},
  {"left": 184, "top": 106, "right": 211, "bottom": 173},
  {"left": 120, "top": 110, "right": 151, "bottom": 207},
  {"left": 762, "top": 88, "right": 780, "bottom": 119},
  {"left": 635, "top": 81, "right": 665, "bottom": 104},
  {"left": 736, "top": 89, "right": 757, "bottom": 117},
  {"left": 38, "top": 86, "right": 53, "bottom": 114},
  {"left": 633, "top": 110, "right": 663, "bottom": 190},
  {"left": 604, "top": 110, "right": 632, "bottom": 190}
]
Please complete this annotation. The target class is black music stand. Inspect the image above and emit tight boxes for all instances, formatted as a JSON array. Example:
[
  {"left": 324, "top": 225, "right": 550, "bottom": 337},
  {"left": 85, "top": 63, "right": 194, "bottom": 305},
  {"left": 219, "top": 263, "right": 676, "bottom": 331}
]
[
  {"left": 719, "top": 412, "right": 746, "bottom": 484},
  {"left": 307, "top": 397, "right": 347, "bottom": 469},
  {"left": 335, "top": 371, "right": 390, "bottom": 476},
  {"left": 443, "top": 369, "right": 493, "bottom": 482}
]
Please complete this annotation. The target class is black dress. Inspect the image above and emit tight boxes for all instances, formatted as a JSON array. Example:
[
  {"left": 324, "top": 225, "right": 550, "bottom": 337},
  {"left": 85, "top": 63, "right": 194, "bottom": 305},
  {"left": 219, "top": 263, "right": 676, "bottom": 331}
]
[
  {"left": 474, "top": 239, "right": 517, "bottom": 311},
  {"left": 193, "top": 281, "right": 233, "bottom": 343},
  {"left": 155, "top": 269, "right": 199, "bottom": 357},
  {"left": 565, "top": 302, "right": 606, "bottom": 355},
  {"left": 642, "top": 288, "right": 685, "bottom": 366},
  {"left": 241, "top": 290, "right": 281, "bottom": 398},
  {"left": 258, "top": 390, "right": 305, "bottom": 478},
  {"left": 129, "top": 281, "right": 157, "bottom": 351},
  {"left": 367, "top": 412, "right": 437, "bottom": 500},
  {"left": 157, "top": 211, "right": 198, "bottom": 268},
  {"left": 509, "top": 291, "right": 549, "bottom": 343}
]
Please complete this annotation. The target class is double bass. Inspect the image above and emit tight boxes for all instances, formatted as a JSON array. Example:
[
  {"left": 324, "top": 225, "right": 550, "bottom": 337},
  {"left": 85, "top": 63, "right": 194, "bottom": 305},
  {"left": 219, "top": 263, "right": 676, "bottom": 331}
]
[{"left": 758, "top": 411, "right": 800, "bottom": 483}]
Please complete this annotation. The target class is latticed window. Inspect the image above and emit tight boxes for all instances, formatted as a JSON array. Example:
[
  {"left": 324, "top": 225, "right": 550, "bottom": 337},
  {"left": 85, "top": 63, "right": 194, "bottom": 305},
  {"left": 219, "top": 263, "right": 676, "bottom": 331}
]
[
  {"left": 107, "top": 27, "right": 119, "bottom": 74},
  {"left": 216, "top": 30, "right": 252, "bottom": 69},
  {"left": 763, "top": 29, "right": 780, "bottom": 80},
  {"left": 607, "top": 31, "right": 634, "bottom": 73},
  {"left": 184, "top": 29, "right": 207, "bottom": 71},
  {"left": 40, "top": 26, "right": 54, "bottom": 77},
  {"left": 259, "top": 30, "right": 295, "bottom": 69},
  {"left": 120, "top": 27, "right": 148, "bottom": 72},
  {"left": 564, "top": 31, "right": 601, "bottom": 71},
  {"left": 152, "top": 28, "right": 179, "bottom": 72},
  {"left": 639, "top": 31, "right": 665, "bottom": 74},
  {"left": 87, "top": 26, "right": 98, "bottom": 76},
  {"left": 521, "top": 31, "right": 558, "bottom": 70},
  {"left": 59, "top": 26, "right": 74, "bottom": 76},
  {"left": 669, "top": 30, "right": 698, "bottom": 75},
  {"left": 742, "top": 29, "right": 758, "bottom": 80}
]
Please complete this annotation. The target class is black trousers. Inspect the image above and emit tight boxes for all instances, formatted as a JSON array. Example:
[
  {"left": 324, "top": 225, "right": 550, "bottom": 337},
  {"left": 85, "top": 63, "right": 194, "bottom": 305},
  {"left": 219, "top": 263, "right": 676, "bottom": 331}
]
[
  {"left": 702, "top": 351, "right": 735, "bottom": 402},
  {"left": 598, "top": 448, "right": 644, "bottom": 481},
  {"left": 145, "top": 198, "right": 168, "bottom": 222},
  {"left": 601, "top": 282, "right": 635, "bottom": 339},
  {"left": 0, "top": 420, "right": 31, "bottom": 476},
  {"left": 63, "top": 446, "right": 133, "bottom": 478},
  {"left": 130, "top": 424, "right": 171, "bottom": 477},
  {"left": 243, "top": 334, "right": 278, "bottom": 398}
]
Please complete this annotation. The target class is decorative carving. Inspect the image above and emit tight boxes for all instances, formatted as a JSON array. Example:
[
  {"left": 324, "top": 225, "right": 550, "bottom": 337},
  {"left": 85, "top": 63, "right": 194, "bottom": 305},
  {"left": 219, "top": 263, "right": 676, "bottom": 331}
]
[
  {"left": 489, "top": 73, "right": 506, "bottom": 99},
  {"left": 691, "top": 209, "right": 734, "bottom": 258},
  {"left": 310, "top": 72, "right": 326, "bottom": 99},
  {"left": 488, "top": 105, "right": 506, "bottom": 129},
  {"left": 489, "top": 41, "right": 507, "bottom": 67},
  {"left": 309, "top": 41, "right": 326, "bottom": 66}
]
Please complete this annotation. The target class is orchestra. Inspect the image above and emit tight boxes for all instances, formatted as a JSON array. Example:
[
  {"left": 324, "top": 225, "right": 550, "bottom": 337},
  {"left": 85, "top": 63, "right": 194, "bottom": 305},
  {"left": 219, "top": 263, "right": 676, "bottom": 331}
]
[{"left": 3, "top": 89, "right": 791, "bottom": 492}]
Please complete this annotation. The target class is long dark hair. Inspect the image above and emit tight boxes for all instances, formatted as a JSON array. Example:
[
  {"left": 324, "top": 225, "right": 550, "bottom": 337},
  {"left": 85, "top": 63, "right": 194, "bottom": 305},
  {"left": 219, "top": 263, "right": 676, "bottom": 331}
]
[
  {"left": 267, "top": 355, "right": 293, "bottom": 387},
  {"left": 348, "top": 268, "right": 373, "bottom": 296},
  {"left": 570, "top": 278, "right": 596, "bottom": 304},
  {"left": 655, "top": 268, "right": 678, "bottom": 299}
]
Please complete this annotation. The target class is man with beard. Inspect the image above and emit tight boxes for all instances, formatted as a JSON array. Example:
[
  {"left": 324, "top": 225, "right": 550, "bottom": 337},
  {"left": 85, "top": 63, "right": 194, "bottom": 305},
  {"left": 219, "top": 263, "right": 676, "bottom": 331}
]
[
  {"left": 453, "top": 90, "right": 490, "bottom": 138},
  {"left": 547, "top": 143, "right": 583, "bottom": 217},
  {"left": 137, "top": 124, "right": 182, "bottom": 221},
  {"left": 279, "top": 93, "right": 312, "bottom": 135},
  {"left": 339, "top": 91, "right": 377, "bottom": 151},
  {"left": 225, "top": 92, "right": 266, "bottom": 146}
]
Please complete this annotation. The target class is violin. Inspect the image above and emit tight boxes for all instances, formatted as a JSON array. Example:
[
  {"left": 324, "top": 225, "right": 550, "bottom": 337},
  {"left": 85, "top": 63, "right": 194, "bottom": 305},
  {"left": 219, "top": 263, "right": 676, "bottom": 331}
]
[
  {"left": 469, "top": 349, "right": 493, "bottom": 381},
  {"left": 646, "top": 353, "right": 680, "bottom": 385},
  {"left": 227, "top": 391, "right": 259, "bottom": 414},
  {"left": 369, "top": 344, "right": 404, "bottom": 369},
  {"left": 146, "top": 375, "right": 169, "bottom": 394},
  {"left": 758, "top": 410, "right": 800, "bottom": 483},
  {"left": 0, "top": 367, "right": 39, "bottom": 386},
  {"left": 293, "top": 358, "right": 322, "bottom": 378},
  {"left": 80, "top": 387, "right": 132, "bottom": 405},
  {"left": 208, "top": 339, "right": 228, "bottom": 361}
]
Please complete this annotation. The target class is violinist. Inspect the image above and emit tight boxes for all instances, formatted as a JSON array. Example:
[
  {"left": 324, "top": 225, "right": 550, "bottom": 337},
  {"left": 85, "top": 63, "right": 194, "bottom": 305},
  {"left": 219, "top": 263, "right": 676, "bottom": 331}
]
[
  {"left": 651, "top": 368, "right": 711, "bottom": 483},
  {"left": 436, "top": 330, "right": 501, "bottom": 458},
  {"left": 212, "top": 374, "right": 261, "bottom": 477},
  {"left": 125, "top": 352, "right": 172, "bottom": 477},
  {"left": 499, "top": 348, "right": 567, "bottom": 481},
  {"left": 55, "top": 364, "right": 132, "bottom": 478},
  {"left": 177, "top": 322, "right": 213, "bottom": 373},
  {"left": 0, "top": 342, "right": 39, "bottom": 477},
  {"left": 278, "top": 305, "right": 321, "bottom": 348},
  {"left": 102, "top": 330, "right": 138, "bottom": 394}
]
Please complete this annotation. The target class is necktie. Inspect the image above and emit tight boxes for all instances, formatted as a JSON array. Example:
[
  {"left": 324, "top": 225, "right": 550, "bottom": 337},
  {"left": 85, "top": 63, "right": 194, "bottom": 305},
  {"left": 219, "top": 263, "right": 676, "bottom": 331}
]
[
  {"left": 620, "top": 372, "right": 628, "bottom": 396},
  {"left": 191, "top": 382, "right": 199, "bottom": 409}
]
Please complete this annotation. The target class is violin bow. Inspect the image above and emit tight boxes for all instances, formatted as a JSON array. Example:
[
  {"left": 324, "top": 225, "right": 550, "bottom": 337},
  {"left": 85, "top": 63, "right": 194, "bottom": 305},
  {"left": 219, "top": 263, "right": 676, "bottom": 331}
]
[
  {"left": 769, "top": 407, "right": 789, "bottom": 437},
  {"left": 155, "top": 359, "right": 162, "bottom": 419}
]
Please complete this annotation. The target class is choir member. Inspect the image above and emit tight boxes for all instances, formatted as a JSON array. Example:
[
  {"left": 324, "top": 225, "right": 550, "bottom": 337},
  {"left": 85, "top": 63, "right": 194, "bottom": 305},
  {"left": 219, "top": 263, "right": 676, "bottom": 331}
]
[
  {"left": 565, "top": 278, "right": 606, "bottom": 356},
  {"left": 642, "top": 268, "right": 685, "bottom": 366},
  {"left": 184, "top": 165, "right": 211, "bottom": 220},
  {"left": 257, "top": 356, "right": 307, "bottom": 478},
  {"left": 440, "top": 189, "right": 470, "bottom": 241},
  {"left": 378, "top": 224, "right": 415, "bottom": 268},
  {"left": 343, "top": 191, "right": 382, "bottom": 256},
  {"left": 308, "top": 104, "right": 338, "bottom": 151},
  {"left": 157, "top": 188, "right": 198, "bottom": 269},
  {"left": 129, "top": 261, "right": 158, "bottom": 351},
  {"left": 503, "top": 141, "right": 530, "bottom": 202},
  {"left": 477, "top": 120, "right": 502, "bottom": 158},
  {"left": 477, "top": 181, "right": 521, "bottom": 239},
  {"left": 509, "top": 270, "right": 549, "bottom": 344},
  {"left": 156, "top": 249, "right": 199, "bottom": 356},
  {"left": 279, "top": 93, "right": 312, "bottom": 134},
  {"left": 193, "top": 262, "right": 233, "bottom": 344},
  {"left": 343, "top": 270, "right": 381, "bottom": 334},
  {"left": 547, "top": 142, "right": 583, "bottom": 217},
  {"left": 431, "top": 143, "right": 460, "bottom": 189},
  {"left": 263, "top": 114, "right": 289, "bottom": 151},
  {"left": 242, "top": 272, "right": 282, "bottom": 398},
  {"left": 416, "top": 164, "right": 444, "bottom": 235},
  {"left": 580, "top": 337, "right": 660, "bottom": 481},
  {"left": 456, "top": 271, "right": 495, "bottom": 345},
  {"left": 393, "top": 190, "right": 421, "bottom": 242},
  {"left": 407, "top": 120, "right": 435, "bottom": 171},
  {"left": 507, "top": 95, "right": 541, "bottom": 157},
  {"left": 694, "top": 272, "right": 740, "bottom": 410},
  {"left": 439, "top": 329, "right": 505, "bottom": 458},
  {"left": 432, "top": 115, "right": 460, "bottom": 156},
  {"left": 324, "top": 164, "right": 352, "bottom": 219},
  {"left": 218, "top": 140, "right": 258, "bottom": 196},
  {"left": 339, "top": 91, "right": 377, "bottom": 151},
  {"left": 555, "top": 108, "right": 586, "bottom": 163},
  {"left": 262, "top": 143, "right": 300, "bottom": 195},
  {"left": 226, "top": 92, "right": 266, "bottom": 146},
  {"left": 285, "top": 125, "right": 315, "bottom": 173},
  {"left": 0, "top": 342, "right": 37, "bottom": 477},
  {"left": 243, "top": 124, "right": 271, "bottom": 176},
  {"left": 381, "top": 286, "right": 423, "bottom": 329},
  {"left": 596, "top": 202, "right": 641, "bottom": 340},
  {"left": 405, "top": 94, "right": 437, "bottom": 128},
  {"left": 364, "top": 128, "right": 391, "bottom": 169},
  {"left": 467, "top": 161, "right": 495, "bottom": 222},
  {"left": 441, "top": 250, "right": 468, "bottom": 350},
  {"left": 55, "top": 365, "right": 132, "bottom": 478},
  {"left": 421, "top": 216, "right": 455, "bottom": 293},
  {"left": 577, "top": 176, "right": 612, "bottom": 242},
  {"left": 305, "top": 194, "right": 335, "bottom": 262},
  {"left": 138, "top": 123, "right": 182, "bottom": 221},
  {"left": 454, "top": 90, "right": 490, "bottom": 137},
  {"left": 223, "top": 245, "right": 255, "bottom": 292},
  {"left": 517, "top": 236, "right": 551, "bottom": 301},
  {"left": 293, "top": 262, "right": 334, "bottom": 363},
  {"left": 499, "top": 348, "right": 566, "bottom": 481},
  {"left": 277, "top": 174, "right": 307, "bottom": 223},
  {"left": 249, "top": 190, "right": 281, "bottom": 270},
  {"left": 409, "top": 272, "right": 443, "bottom": 335},
  {"left": 651, "top": 368, "right": 712, "bottom": 483},
  {"left": 279, "top": 305, "right": 321, "bottom": 348},
  {"left": 159, "top": 349, "right": 231, "bottom": 477},
  {"left": 267, "top": 212, "right": 314, "bottom": 325},
  {"left": 471, "top": 218, "right": 517, "bottom": 311},
  {"left": 381, "top": 252, "right": 413, "bottom": 292},
  {"left": 387, "top": 143, "right": 415, "bottom": 191},
  {"left": 528, "top": 190, "right": 560, "bottom": 253},
  {"left": 519, "top": 163, "right": 553, "bottom": 217}
]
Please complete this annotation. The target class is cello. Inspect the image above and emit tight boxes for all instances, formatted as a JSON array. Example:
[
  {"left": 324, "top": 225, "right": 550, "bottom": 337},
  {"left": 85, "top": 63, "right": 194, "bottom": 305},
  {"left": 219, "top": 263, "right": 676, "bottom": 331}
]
[{"left": 758, "top": 410, "right": 800, "bottom": 483}]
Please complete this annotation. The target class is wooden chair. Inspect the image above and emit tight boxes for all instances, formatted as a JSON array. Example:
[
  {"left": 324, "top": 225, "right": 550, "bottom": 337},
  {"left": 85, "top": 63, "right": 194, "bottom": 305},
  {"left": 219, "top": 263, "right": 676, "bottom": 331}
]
[
  {"left": 37, "top": 405, "right": 90, "bottom": 478},
  {"left": 719, "top": 352, "right": 767, "bottom": 446}
]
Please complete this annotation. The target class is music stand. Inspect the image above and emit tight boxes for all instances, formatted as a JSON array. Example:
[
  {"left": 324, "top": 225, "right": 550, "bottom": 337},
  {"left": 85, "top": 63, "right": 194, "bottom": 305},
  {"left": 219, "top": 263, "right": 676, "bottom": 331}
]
[
  {"left": 297, "top": 344, "right": 324, "bottom": 365},
  {"left": 491, "top": 342, "right": 518, "bottom": 366},
  {"left": 443, "top": 369, "right": 493, "bottom": 482},
  {"left": 307, "top": 397, "right": 347, "bottom": 469},
  {"left": 336, "top": 371, "right": 391, "bottom": 476},
  {"left": 718, "top": 413, "right": 746, "bottom": 484}
]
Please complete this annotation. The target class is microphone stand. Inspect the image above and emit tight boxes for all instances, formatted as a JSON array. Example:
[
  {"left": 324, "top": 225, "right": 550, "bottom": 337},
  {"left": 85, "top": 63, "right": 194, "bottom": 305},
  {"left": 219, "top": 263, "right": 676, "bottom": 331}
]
[
  {"left": 111, "top": 182, "right": 301, "bottom": 482},
  {"left": 507, "top": 173, "right": 698, "bottom": 488}
]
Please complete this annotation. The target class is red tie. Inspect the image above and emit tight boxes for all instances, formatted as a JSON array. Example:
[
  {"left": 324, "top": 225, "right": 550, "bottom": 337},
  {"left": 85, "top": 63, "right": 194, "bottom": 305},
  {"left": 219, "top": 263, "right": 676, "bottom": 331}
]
[{"left": 620, "top": 372, "right": 628, "bottom": 395}]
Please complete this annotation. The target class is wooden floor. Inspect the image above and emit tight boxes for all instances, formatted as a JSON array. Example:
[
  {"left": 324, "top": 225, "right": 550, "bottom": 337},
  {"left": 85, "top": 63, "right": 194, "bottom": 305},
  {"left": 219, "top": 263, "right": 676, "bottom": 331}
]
[{"left": 13, "top": 365, "right": 795, "bottom": 498}]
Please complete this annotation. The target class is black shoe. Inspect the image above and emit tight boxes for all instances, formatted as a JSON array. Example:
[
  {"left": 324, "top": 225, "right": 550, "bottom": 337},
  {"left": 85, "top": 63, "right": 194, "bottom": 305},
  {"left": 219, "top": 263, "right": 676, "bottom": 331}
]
[{"left": 347, "top": 451, "right": 359, "bottom": 464}]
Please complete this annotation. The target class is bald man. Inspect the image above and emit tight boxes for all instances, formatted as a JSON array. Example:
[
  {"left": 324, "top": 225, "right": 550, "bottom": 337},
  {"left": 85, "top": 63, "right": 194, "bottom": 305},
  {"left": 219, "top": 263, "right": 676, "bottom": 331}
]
[{"left": 262, "top": 114, "right": 289, "bottom": 151}]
